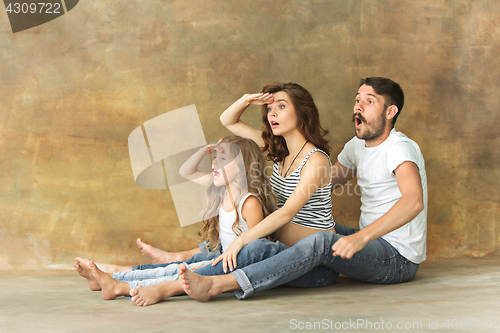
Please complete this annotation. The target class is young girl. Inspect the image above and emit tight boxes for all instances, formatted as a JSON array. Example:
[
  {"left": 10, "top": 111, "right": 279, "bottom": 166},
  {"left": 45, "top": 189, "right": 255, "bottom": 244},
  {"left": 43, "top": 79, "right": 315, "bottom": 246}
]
[{"left": 74, "top": 136, "right": 275, "bottom": 303}]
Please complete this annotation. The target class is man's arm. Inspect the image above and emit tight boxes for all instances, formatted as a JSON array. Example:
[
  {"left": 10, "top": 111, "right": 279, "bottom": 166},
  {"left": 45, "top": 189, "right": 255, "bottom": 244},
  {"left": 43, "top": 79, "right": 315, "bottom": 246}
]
[
  {"left": 331, "top": 161, "right": 356, "bottom": 191},
  {"left": 332, "top": 161, "right": 424, "bottom": 259}
]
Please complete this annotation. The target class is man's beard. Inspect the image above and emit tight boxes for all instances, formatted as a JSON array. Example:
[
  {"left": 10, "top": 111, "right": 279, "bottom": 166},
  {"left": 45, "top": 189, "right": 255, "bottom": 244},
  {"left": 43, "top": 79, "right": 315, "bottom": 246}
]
[{"left": 353, "top": 113, "right": 386, "bottom": 142}]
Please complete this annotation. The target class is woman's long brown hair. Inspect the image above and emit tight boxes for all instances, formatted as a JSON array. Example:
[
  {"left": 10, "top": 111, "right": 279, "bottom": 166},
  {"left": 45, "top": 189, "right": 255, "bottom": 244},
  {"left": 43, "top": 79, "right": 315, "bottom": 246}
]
[{"left": 260, "top": 82, "right": 331, "bottom": 163}]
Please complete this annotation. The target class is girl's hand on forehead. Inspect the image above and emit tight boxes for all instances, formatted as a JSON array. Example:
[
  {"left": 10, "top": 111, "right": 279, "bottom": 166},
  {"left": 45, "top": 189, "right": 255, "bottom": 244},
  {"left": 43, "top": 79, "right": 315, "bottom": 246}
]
[
  {"left": 208, "top": 138, "right": 224, "bottom": 155},
  {"left": 244, "top": 92, "right": 274, "bottom": 106}
]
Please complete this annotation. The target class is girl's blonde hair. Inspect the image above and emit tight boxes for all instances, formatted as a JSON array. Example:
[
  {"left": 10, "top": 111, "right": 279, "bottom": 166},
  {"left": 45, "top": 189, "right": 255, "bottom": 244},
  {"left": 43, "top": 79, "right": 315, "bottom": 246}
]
[{"left": 198, "top": 136, "right": 276, "bottom": 251}]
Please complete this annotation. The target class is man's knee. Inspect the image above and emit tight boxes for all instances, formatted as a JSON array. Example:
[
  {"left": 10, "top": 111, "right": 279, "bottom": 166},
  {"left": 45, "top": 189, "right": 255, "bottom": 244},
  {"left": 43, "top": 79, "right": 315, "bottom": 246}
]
[
  {"left": 290, "top": 231, "right": 333, "bottom": 258},
  {"left": 309, "top": 231, "right": 335, "bottom": 248}
]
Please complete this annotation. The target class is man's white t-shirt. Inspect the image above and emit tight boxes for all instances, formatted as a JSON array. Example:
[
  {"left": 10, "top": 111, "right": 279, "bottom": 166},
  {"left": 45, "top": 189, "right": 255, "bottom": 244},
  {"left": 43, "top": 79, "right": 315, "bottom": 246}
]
[{"left": 337, "top": 128, "right": 428, "bottom": 263}]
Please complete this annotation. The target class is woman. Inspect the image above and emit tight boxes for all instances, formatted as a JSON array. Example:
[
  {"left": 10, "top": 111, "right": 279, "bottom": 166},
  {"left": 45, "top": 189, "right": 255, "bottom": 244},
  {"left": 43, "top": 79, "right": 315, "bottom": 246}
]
[
  {"left": 214, "top": 82, "right": 335, "bottom": 271},
  {"left": 130, "top": 82, "right": 337, "bottom": 306}
]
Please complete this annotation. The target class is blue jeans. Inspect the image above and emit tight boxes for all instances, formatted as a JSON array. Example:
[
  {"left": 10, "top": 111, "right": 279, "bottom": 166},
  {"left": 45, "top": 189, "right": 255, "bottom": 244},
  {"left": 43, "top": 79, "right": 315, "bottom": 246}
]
[
  {"left": 231, "top": 223, "right": 420, "bottom": 299},
  {"left": 113, "top": 259, "right": 213, "bottom": 288},
  {"left": 193, "top": 238, "right": 293, "bottom": 277},
  {"left": 126, "top": 240, "right": 295, "bottom": 284}
]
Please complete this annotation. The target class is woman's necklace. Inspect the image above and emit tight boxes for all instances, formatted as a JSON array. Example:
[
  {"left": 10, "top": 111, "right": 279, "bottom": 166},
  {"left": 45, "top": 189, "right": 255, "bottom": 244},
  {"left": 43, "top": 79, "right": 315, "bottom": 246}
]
[{"left": 281, "top": 141, "right": 308, "bottom": 178}]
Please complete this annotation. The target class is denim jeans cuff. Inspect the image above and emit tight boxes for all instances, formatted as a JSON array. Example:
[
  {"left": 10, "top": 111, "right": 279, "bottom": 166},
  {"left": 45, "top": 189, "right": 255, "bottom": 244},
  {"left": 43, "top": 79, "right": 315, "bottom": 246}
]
[{"left": 231, "top": 269, "right": 254, "bottom": 299}]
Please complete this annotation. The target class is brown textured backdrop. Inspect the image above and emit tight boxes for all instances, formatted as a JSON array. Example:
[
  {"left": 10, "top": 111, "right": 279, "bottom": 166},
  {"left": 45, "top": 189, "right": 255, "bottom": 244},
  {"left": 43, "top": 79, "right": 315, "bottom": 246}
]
[{"left": 0, "top": 0, "right": 498, "bottom": 270}]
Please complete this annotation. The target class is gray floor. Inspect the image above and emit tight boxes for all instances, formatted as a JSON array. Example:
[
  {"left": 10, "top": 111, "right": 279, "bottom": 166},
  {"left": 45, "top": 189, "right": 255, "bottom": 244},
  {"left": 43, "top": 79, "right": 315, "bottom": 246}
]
[{"left": 1, "top": 256, "right": 499, "bottom": 333}]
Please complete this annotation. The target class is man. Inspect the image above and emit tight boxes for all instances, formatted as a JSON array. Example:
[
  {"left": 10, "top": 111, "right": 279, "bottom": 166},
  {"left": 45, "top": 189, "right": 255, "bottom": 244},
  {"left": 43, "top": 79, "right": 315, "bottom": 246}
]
[{"left": 139, "top": 77, "right": 428, "bottom": 303}]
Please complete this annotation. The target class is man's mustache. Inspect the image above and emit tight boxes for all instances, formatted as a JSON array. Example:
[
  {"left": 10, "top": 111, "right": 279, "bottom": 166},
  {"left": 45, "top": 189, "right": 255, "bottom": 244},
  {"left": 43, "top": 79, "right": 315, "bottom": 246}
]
[{"left": 352, "top": 113, "right": 366, "bottom": 123}]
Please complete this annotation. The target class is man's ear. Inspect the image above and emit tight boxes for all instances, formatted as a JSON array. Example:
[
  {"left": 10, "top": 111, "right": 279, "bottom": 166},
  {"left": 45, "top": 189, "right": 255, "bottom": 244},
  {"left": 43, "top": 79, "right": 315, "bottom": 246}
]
[{"left": 386, "top": 105, "right": 399, "bottom": 121}]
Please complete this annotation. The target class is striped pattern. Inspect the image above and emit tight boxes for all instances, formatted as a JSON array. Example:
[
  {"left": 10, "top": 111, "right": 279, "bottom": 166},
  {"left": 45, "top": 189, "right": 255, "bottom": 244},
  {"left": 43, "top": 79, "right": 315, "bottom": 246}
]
[{"left": 271, "top": 149, "right": 335, "bottom": 230}]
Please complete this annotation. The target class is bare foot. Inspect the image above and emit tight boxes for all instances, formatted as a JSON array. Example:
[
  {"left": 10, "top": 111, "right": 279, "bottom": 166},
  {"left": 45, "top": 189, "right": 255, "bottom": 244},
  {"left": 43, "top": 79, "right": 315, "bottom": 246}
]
[
  {"left": 137, "top": 238, "right": 187, "bottom": 264},
  {"left": 129, "top": 280, "right": 183, "bottom": 307},
  {"left": 179, "top": 263, "right": 215, "bottom": 302},
  {"left": 129, "top": 286, "right": 163, "bottom": 306},
  {"left": 89, "top": 260, "right": 130, "bottom": 300},
  {"left": 75, "top": 257, "right": 93, "bottom": 270},
  {"left": 75, "top": 257, "right": 131, "bottom": 273},
  {"left": 74, "top": 258, "right": 101, "bottom": 291}
]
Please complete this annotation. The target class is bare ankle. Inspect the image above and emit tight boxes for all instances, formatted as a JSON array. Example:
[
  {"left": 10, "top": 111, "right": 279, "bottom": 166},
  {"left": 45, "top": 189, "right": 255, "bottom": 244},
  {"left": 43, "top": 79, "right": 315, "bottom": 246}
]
[{"left": 212, "top": 274, "right": 239, "bottom": 295}]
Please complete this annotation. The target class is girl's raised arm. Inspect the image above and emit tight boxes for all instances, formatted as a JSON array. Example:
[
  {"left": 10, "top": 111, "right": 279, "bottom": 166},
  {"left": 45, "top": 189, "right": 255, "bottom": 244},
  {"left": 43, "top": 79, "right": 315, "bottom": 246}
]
[
  {"left": 219, "top": 93, "right": 273, "bottom": 148},
  {"left": 178, "top": 144, "right": 218, "bottom": 187}
]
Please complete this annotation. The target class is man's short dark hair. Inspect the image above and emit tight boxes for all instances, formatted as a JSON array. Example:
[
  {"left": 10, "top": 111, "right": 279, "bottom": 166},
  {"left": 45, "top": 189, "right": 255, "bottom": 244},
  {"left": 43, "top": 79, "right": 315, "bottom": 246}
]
[{"left": 360, "top": 77, "right": 405, "bottom": 126}]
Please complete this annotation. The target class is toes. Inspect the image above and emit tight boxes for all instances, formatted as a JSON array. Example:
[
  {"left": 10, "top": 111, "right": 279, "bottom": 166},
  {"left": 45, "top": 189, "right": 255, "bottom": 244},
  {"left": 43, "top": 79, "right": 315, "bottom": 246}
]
[
  {"left": 89, "top": 261, "right": 99, "bottom": 277},
  {"left": 74, "top": 263, "right": 85, "bottom": 275}
]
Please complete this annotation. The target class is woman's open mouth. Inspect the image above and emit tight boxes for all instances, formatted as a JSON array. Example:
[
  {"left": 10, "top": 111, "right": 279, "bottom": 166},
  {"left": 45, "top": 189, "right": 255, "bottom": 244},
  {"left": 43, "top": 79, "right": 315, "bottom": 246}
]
[{"left": 271, "top": 121, "right": 279, "bottom": 128}]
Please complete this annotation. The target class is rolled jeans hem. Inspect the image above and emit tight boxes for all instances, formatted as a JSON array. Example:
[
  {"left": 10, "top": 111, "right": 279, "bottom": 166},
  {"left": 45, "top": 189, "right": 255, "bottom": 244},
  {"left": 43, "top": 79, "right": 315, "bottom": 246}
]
[{"left": 231, "top": 269, "right": 254, "bottom": 299}]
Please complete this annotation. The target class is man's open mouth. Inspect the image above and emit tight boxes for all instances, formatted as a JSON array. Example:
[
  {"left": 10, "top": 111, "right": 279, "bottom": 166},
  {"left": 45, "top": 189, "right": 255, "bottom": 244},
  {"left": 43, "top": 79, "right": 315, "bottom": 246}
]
[{"left": 353, "top": 114, "right": 364, "bottom": 127}]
